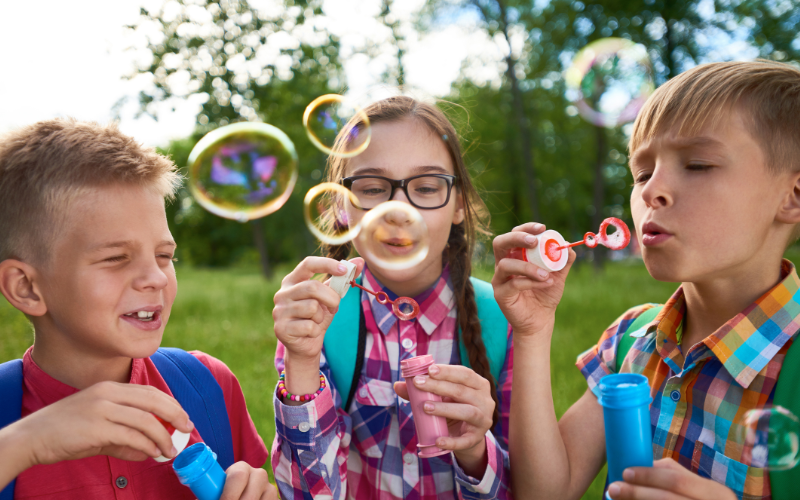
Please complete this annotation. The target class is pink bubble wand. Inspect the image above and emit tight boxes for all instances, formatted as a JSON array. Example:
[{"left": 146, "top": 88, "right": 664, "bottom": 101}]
[{"left": 348, "top": 280, "right": 420, "bottom": 321}]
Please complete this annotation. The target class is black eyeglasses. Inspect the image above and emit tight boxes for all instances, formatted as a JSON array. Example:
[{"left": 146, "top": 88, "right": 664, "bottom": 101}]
[{"left": 341, "top": 174, "right": 458, "bottom": 210}]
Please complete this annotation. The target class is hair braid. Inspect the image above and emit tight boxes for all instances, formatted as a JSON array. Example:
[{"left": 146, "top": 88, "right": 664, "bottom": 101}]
[{"left": 447, "top": 222, "right": 500, "bottom": 428}]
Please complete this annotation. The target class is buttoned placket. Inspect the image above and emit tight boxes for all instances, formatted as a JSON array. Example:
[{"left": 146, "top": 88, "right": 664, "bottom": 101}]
[{"left": 108, "top": 457, "right": 135, "bottom": 500}]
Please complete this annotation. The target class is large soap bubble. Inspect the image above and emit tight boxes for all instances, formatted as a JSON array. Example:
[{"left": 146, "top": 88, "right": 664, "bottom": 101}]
[
  {"left": 737, "top": 406, "right": 800, "bottom": 470},
  {"left": 188, "top": 122, "right": 298, "bottom": 222},
  {"left": 355, "top": 201, "right": 430, "bottom": 271},
  {"left": 303, "top": 94, "right": 371, "bottom": 157},
  {"left": 303, "top": 183, "right": 363, "bottom": 245},
  {"left": 565, "top": 38, "right": 654, "bottom": 128}
]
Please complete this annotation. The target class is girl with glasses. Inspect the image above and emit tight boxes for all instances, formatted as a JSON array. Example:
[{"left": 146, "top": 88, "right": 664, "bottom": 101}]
[{"left": 271, "top": 96, "right": 512, "bottom": 500}]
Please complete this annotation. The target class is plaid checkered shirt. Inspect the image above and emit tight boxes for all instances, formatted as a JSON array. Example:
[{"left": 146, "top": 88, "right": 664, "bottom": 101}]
[
  {"left": 272, "top": 266, "right": 513, "bottom": 500},
  {"left": 577, "top": 259, "right": 800, "bottom": 500}
]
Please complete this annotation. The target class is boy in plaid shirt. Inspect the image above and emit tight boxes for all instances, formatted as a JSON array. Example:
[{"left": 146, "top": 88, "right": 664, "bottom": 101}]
[{"left": 492, "top": 60, "right": 800, "bottom": 500}]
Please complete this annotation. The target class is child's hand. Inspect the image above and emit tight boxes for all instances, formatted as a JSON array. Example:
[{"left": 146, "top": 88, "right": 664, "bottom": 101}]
[
  {"left": 491, "top": 223, "right": 576, "bottom": 337},
  {"left": 17, "top": 381, "right": 192, "bottom": 466},
  {"left": 273, "top": 256, "right": 365, "bottom": 400},
  {"left": 394, "top": 364, "right": 495, "bottom": 478},
  {"left": 607, "top": 458, "right": 738, "bottom": 500},
  {"left": 220, "top": 462, "right": 278, "bottom": 500}
]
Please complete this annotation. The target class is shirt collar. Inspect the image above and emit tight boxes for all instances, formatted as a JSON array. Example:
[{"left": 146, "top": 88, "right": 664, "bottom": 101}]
[
  {"left": 651, "top": 259, "right": 800, "bottom": 388},
  {"left": 362, "top": 265, "right": 455, "bottom": 336}
]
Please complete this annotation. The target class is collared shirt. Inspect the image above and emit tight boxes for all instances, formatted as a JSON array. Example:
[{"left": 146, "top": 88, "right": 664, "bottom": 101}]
[
  {"left": 272, "top": 267, "right": 513, "bottom": 500},
  {"left": 577, "top": 259, "right": 800, "bottom": 500},
  {"left": 15, "top": 348, "right": 268, "bottom": 500}
]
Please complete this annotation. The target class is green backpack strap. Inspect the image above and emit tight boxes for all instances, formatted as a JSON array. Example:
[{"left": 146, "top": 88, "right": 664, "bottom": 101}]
[
  {"left": 766, "top": 333, "right": 800, "bottom": 500},
  {"left": 459, "top": 277, "right": 509, "bottom": 384},
  {"left": 614, "top": 304, "right": 662, "bottom": 373},
  {"left": 323, "top": 277, "right": 363, "bottom": 411}
]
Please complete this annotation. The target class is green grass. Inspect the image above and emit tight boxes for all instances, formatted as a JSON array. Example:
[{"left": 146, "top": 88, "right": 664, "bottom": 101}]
[{"left": 3, "top": 252, "right": 799, "bottom": 498}]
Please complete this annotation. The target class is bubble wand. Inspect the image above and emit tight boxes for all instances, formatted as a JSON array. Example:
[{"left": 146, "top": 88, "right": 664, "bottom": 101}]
[
  {"left": 511, "top": 217, "right": 632, "bottom": 272},
  {"left": 327, "top": 260, "right": 421, "bottom": 320}
]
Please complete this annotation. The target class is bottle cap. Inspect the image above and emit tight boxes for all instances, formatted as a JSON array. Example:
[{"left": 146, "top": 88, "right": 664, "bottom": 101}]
[
  {"left": 400, "top": 354, "right": 435, "bottom": 378},
  {"left": 153, "top": 414, "right": 191, "bottom": 462},
  {"left": 328, "top": 259, "right": 357, "bottom": 298}
]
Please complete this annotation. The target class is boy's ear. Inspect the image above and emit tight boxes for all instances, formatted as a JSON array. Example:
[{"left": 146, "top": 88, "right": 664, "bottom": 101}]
[
  {"left": 777, "top": 171, "right": 800, "bottom": 225},
  {"left": 0, "top": 259, "right": 47, "bottom": 317}
]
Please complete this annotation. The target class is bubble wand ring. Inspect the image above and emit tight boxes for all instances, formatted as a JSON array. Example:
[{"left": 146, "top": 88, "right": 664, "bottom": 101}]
[{"left": 348, "top": 280, "right": 420, "bottom": 321}]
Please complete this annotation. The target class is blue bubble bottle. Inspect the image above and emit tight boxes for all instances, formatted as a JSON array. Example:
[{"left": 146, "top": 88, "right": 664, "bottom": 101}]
[
  {"left": 598, "top": 373, "right": 654, "bottom": 486},
  {"left": 173, "top": 443, "right": 227, "bottom": 500}
]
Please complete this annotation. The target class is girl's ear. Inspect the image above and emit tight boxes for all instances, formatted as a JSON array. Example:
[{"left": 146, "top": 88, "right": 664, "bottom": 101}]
[{"left": 453, "top": 191, "right": 466, "bottom": 225}]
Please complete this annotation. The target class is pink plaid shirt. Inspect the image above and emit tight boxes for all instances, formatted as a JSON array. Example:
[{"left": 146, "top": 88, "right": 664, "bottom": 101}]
[{"left": 271, "top": 266, "right": 513, "bottom": 499}]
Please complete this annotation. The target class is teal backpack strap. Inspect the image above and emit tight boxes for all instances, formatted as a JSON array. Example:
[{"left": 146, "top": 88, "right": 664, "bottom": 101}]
[
  {"left": 767, "top": 333, "right": 800, "bottom": 500},
  {"left": 459, "top": 277, "right": 508, "bottom": 383},
  {"left": 614, "top": 304, "right": 662, "bottom": 373},
  {"left": 324, "top": 277, "right": 363, "bottom": 411}
]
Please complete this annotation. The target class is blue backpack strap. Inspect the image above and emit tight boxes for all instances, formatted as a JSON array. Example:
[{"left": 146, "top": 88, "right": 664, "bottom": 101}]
[
  {"left": 460, "top": 277, "right": 509, "bottom": 383},
  {"left": 0, "top": 359, "right": 23, "bottom": 500},
  {"left": 324, "top": 277, "right": 363, "bottom": 411},
  {"left": 150, "top": 348, "right": 235, "bottom": 469}
]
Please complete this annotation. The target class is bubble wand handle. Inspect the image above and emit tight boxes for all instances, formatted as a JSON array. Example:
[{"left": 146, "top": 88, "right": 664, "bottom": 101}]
[{"left": 348, "top": 280, "right": 420, "bottom": 321}]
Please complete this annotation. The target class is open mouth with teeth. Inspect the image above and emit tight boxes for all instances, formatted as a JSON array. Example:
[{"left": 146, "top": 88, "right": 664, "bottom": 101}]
[{"left": 124, "top": 311, "right": 156, "bottom": 322}]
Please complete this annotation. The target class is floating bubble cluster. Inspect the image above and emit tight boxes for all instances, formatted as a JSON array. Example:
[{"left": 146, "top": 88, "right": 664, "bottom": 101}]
[
  {"left": 303, "top": 94, "right": 371, "bottom": 157},
  {"left": 356, "top": 201, "right": 430, "bottom": 271},
  {"left": 187, "top": 123, "right": 298, "bottom": 222},
  {"left": 303, "top": 182, "right": 363, "bottom": 246},
  {"left": 565, "top": 38, "right": 654, "bottom": 128},
  {"left": 738, "top": 406, "right": 800, "bottom": 470}
]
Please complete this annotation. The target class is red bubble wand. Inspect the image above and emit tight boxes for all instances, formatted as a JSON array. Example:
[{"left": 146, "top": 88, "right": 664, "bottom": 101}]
[
  {"left": 349, "top": 280, "right": 420, "bottom": 321},
  {"left": 556, "top": 217, "right": 631, "bottom": 253}
]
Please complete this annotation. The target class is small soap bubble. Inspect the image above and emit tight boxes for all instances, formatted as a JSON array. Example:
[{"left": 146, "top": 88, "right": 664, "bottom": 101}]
[
  {"left": 188, "top": 123, "right": 298, "bottom": 222},
  {"left": 303, "top": 183, "right": 363, "bottom": 245},
  {"left": 303, "top": 94, "right": 371, "bottom": 157},
  {"left": 565, "top": 38, "right": 654, "bottom": 128},
  {"left": 356, "top": 201, "right": 430, "bottom": 271},
  {"left": 737, "top": 406, "right": 800, "bottom": 470}
]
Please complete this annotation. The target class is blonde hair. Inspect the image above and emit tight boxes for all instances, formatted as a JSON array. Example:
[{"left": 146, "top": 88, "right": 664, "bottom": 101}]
[
  {"left": 630, "top": 59, "right": 800, "bottom": 173},
  {"left": 0, "top": 118, "right": 181, "bottom": 263}
]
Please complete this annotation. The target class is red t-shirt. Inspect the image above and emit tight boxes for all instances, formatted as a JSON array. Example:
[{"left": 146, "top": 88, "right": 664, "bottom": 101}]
[{"left": 14, "top": 347, "right": 269, "bottom": 500}]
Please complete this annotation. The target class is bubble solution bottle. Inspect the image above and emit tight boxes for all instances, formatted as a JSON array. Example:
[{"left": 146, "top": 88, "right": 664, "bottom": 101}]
[
  {"left": 598, "top": 373, "right": 653, "bottom": 486},
  {"left": 400, "top": 354, "right": 450, "bottom": 458},
  {"left": 172, "top": 443, "right": 227, "bottom": 500}
]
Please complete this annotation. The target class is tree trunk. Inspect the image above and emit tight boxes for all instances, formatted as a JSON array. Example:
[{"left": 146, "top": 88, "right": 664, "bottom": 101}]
[
  {"left": 495, "top": 0, "right": 540, "bottom": 222},
  {"left": 251, "top": 219, "right": 272, "bottom": 279},
  {"left": 592, "top": 124, "right": 607, "bottom": 271}
]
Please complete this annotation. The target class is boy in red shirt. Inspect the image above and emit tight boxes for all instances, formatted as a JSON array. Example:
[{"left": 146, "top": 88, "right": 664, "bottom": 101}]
[{"left": 0, "top": 119, "right": 276, "bottom": 500}]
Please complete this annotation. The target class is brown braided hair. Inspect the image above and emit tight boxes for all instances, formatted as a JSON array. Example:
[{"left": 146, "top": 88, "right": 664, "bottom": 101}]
[{"left": 323, "top": 96, "right": 499, "bottom": 426}]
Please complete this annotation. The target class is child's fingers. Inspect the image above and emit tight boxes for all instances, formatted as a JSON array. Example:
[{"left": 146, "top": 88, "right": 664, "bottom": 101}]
[
  {"left": 511, "top": 222, "right": 547, "bottom": 234},
  {"left": 621, "top": 461, "right": 733, "bottom": 499},
  {"left": 427, "top": 364, "right": 489, "bottom": 392},
  {"left": 105, "top": 406, "right": 177, "bottom": 458},
  {"left": 284, "top": 299, "right": 327, "bottom": 324},
  {"left": 607, "top": 481, "right": 686, "bottom": 500},
  {"left": 492, "top": 231, "right": 539, "bottom": 261},
  {"left": 101, "top": 384, "right": 193, "bottom": 434},
  {"left": 105, "top": 422, "right": 163, "bottom": 459},
  {"left": 423, "top": 401, "right": 491, "bottom": 429},
  {"left": 435, "top": 433, "right": 484, "bottom": 452},
  {"left": 502, "top": 276, "right": 555, "bottom": 292},
  {"left": 493, "top": 256, "right": 551, "bottom": 283},
  {"left": 284, "top": 280, "right": 341, "bottom": 310},
  {"left": 393, "top": 381, "right": 410, "bottom": 401},
  {"left": 412, "top": 376, "right": 481, "bottom": 405},
  {"left": 220, "top": 462, "right": 250, "bottom": 500},
  {"left": 283, "top": 257, "right": 349, "bottom": 286}
]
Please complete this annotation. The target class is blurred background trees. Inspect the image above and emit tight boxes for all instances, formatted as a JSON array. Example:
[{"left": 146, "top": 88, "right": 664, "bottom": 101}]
[{"left": 127, "top": 0, "right": 800, "bottom": 274}]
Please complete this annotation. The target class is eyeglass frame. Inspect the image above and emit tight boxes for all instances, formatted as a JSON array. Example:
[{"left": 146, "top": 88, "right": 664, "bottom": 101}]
[{"left": 340, "top": 174, "right": 458, "bottom": 210}]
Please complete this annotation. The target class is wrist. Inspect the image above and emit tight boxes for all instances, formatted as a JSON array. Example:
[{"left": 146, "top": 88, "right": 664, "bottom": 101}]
[
  {"left": 282, "top": 351, "right": 323, "bottom": 404},
  {"left": 0, "top": 421, "right": 37, "bottom": 481},
  {"left": 453, "top": 438, "right": 488, "bottom": 479}
]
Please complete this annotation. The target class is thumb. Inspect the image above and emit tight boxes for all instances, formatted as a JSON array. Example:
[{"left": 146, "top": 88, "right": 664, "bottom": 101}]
[{"left": 394, "top": 381, "right": 409, "bottom": 401}]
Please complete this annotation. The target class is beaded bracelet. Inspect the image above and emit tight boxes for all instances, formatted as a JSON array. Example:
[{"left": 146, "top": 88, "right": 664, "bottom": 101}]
[{"left": 277, "top": 370, "right": 326, "bottom": 402}]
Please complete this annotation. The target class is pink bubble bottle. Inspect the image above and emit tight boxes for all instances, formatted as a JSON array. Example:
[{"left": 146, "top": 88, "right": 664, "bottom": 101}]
[{"left": 400, "top": 354, "right": 450, "bottom": 458}]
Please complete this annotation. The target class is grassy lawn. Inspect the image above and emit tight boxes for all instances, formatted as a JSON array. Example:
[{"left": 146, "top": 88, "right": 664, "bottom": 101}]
[{"left": 2, "top": 251, "right": 799, "bottom": 498}]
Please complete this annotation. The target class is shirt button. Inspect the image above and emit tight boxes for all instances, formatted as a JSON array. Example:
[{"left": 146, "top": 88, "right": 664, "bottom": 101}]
[
  {"left": 359, "top": 387, "right": 368, "bottom": 398},
  {"left": 402, "top": 338, "right": 414, "bottom": 349},
  {"left": 115, "top": 476, "right": 128, "bottom": 489},
  {"left": 670, "top": 390, "right": 681, "bottom": 402},
  {"left": 403, "top": 453, "right": 415, "bottom": 465},
  {"left": 298, "top": 421, "right": 311, "bottom": 432}
]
